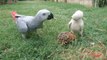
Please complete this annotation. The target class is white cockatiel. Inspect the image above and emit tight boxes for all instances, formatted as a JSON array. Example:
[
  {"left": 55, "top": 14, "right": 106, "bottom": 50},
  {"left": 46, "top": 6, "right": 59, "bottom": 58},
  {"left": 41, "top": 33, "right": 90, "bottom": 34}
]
[
  {"left": 11, "top": 9, "right": 54, "bottom": 38},
  {"left": 68, "top": 10, "right": 84, "bottom": 36}
]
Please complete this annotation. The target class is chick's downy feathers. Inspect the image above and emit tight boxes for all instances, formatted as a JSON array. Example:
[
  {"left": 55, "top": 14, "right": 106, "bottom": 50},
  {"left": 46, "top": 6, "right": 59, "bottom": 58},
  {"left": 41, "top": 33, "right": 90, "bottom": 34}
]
[{"left": 68, "top": 10, "right": 84, "bottom": 36}]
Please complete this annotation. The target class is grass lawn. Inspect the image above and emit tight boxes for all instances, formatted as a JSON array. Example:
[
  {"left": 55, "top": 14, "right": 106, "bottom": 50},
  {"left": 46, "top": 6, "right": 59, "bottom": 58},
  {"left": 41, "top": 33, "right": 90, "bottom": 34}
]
[{"left": 0, "top": 1, "right": 107, "bottom": 60}]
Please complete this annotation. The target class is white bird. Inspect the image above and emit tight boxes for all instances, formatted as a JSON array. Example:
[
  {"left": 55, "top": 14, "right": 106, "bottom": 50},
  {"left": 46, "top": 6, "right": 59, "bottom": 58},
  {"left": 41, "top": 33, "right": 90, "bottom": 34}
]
[
  {"left": 11, "top": 9, "right": 54, "bottom": 38},
  {"left": 68, "top": 10, "right": 84, "bottom": 36}
]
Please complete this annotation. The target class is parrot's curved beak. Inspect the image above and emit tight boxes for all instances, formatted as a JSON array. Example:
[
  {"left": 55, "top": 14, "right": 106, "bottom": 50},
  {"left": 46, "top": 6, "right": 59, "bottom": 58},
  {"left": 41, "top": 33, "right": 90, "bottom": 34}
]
[{"left": 47, "top": 13, "right": 54, "bottom": 20}]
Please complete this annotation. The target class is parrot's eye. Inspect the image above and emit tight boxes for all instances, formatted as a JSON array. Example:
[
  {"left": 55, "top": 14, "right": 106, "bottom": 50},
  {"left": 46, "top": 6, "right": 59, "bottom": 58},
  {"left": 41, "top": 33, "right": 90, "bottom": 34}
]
[{"left": 43, "top": 13, "right": 46, "bottom": 16}]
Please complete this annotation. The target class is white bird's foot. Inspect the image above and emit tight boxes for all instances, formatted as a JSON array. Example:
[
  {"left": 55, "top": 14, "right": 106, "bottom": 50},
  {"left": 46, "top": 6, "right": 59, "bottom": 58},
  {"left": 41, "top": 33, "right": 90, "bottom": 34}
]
[{"left": 80, "top": 30, "right": 83, "bottom": 37}]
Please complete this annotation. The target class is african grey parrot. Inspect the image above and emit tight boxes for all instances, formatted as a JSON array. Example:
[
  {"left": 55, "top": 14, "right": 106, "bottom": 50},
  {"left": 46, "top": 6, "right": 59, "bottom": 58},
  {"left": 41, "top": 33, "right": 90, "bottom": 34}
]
[{"left": 11, "top": 9, "right": 54, "bottom": 38}]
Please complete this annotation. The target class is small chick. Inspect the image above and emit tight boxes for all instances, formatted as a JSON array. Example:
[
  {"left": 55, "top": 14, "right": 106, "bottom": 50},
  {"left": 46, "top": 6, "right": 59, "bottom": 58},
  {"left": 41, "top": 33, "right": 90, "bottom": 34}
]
[
  {"left": 58, "top": 32, "right": 76, "bottom": 45},
  {"left": 68, "top": 10, "right": 84, "bottom": 36}
]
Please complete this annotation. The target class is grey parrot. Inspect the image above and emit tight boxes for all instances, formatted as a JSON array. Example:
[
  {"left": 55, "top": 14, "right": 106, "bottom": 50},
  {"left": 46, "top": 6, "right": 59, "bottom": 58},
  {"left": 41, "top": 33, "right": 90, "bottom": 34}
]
[{"left": 11, "top": 9, "right": 54, "bottom": 38}]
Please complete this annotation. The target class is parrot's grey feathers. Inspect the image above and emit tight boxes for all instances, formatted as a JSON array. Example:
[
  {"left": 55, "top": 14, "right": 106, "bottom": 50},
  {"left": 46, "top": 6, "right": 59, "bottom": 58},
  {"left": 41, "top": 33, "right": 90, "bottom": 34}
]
[
  {"left": 15, "top": 16, "right": 21, "bottom": 18},
  {"left": 16, "top": 18, "right": 28, "bottom": 33},
  {"left": 15, "top": 14, "right": 26, "bottom": 20}
]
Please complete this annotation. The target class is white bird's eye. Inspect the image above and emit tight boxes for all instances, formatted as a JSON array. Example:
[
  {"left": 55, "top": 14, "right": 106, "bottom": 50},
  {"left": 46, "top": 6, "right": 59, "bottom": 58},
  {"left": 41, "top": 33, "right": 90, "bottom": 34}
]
[{"left": 43, "top": 13, "right": 46, "bottom": 16}]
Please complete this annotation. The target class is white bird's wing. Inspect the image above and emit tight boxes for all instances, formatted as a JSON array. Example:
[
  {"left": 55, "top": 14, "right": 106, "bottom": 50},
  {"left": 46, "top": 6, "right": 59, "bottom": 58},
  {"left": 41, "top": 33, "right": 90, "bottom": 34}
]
[{"left": 68, "top": 20, "right": 73, "bottom": 29}]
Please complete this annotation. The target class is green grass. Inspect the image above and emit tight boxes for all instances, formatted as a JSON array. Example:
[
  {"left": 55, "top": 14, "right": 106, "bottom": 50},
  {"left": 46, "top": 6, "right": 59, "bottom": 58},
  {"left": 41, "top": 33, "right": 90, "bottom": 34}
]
[{"left": 0, "top": 1, "right": 107, "bottom": 60}]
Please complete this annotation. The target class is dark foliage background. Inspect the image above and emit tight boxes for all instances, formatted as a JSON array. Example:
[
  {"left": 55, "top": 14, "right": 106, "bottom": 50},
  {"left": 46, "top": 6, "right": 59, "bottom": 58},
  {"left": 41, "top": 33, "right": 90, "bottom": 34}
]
[{"left": 98, "top": 0, "right": 107, "bottom": 7}]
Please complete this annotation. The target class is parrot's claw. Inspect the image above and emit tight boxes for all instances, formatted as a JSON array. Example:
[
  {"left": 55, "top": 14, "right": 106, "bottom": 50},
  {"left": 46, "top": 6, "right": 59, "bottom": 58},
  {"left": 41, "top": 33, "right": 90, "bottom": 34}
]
[{"left": 22, "top": 34, "right": 26, "bottom": 39}]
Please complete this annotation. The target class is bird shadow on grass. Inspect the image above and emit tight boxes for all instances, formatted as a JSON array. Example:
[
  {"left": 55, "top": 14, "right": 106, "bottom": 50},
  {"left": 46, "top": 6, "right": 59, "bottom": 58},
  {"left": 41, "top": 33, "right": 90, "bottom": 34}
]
[{"left": 18, "top": 32, "right": 45, "bottom": 48}]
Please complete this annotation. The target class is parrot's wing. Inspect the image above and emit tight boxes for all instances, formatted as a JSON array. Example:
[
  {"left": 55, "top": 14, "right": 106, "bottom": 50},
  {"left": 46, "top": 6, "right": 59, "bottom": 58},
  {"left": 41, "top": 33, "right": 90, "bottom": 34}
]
[
  {"left": 15, "top": 14, "right": 26, "bottom": 17},
  {"left": 68, "top": 20, "right": 72, "bottom": 25},
  {"left": 15, "top": 14, "right": 26, "bottom": 20},
  {"left": 68, "top": 20, "right": 72, "bottom": 29},
  {"left": 22, "top": 16, "right": 34, "bottom": 23},
  {"left": 16, "top": 18, "right": 28, "bottom": 33}
]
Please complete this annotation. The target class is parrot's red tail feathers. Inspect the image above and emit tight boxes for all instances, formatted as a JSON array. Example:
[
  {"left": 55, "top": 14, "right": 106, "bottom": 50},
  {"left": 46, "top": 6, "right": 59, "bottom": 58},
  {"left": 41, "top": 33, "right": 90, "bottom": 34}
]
[{"left": 11, "top": 11, "right": 17, "bottom": 21}]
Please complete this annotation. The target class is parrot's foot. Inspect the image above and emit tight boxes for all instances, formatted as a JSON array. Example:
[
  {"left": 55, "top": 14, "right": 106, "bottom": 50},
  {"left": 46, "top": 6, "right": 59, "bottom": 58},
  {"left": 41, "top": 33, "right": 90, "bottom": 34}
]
[
  {"left": 21, "top": 34, "right": 30, "bottom": 39},
  {"left": 22, "top": 34, "right": 26, "bottom": 39}
]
